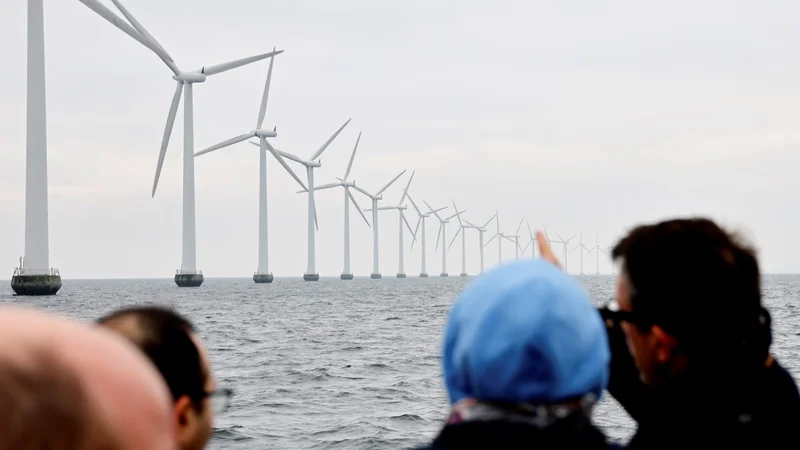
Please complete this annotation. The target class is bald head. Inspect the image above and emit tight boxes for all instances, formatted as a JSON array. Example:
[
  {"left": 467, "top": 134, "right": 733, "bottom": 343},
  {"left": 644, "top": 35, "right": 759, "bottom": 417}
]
[{"left": 0, "top": 306, "right": 177, "bottom": 450}]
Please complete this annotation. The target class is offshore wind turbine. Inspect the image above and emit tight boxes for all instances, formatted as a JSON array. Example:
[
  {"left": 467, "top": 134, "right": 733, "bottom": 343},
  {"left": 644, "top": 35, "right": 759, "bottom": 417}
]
[
  {"left": 464, "top": 213, "right": 497, "bottom": 274},
  {"left": 280, "top": 120, "right": 352, "bottom": 280},
  {"left": 195, "top": 52, "right": 306, "bottom": 284},
  {"left": 447, "top": 200, "right": 473, "bottom": 277},
  {"left": 405, "top": 190, "right": 445, "bottom": 278},
  {"left": 591, "top": 230, "right": 605, "bottom": 275},
  {"left": 552, "top": 232, "right": 576, "bottom": 273},
  {"left": 426, "top": 201, "right": 465, "bottom": 277},
  {"left": 485, "top": 212, "right": 513, "bottom": 266},
  {"left": 12, "top": 0, "right": 61, "bottom": 295},
  {"left": 367, "top": 172, "right": 417, "bottom": 278},
  {"left": 522, "top": 220, "right": 536, "bottom": 257},
  {"left": 352, "top": 171, "right": 407, "bottom": 279},
  {"left": 508, "top": 217, "right": 526, "bottom": 260},
  {"left": 79, "top": 0, "right": 283, "bottom": 287},
  {"left": 572, "top": 229, "right": 590, "bottom": 275},
  {"left": 304, "top": 133, "right": 370, "bottom": 280}
]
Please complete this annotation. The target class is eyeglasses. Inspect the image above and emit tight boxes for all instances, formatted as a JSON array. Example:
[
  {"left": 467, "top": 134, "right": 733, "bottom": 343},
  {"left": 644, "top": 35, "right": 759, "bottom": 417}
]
[
  {"left": 599, "top": 299, "right": 652, "bottom": 330},
  {"left": 204, "top": 388, "right": 233, "bottom": 415}
]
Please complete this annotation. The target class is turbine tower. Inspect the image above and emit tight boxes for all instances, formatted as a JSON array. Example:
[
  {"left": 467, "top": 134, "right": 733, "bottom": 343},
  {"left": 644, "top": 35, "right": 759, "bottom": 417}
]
[
  {"left": 591, "top": 230, "right": 605, "bottom": 275},
  {"left": 195, "top": 52, "right": 306, "bottom": 284},
  {"left": 426, "top": 201, "right": 465, "bottom": 277},
  {"left": 367, "top": 173, "right": 417, "bottom": 278},
  {"left": 351, "top": 171, "right": 407, "bottom": 279},
  {"left": 11, "top": 0, "right": 61, "bottom": 295},
  {"left": 447, "top": 200, "right": 473, "bottom": 277},
  {"left": 552, "top": 232, "right": 576, "bottom": 273},
  {"left": 508, "top": 217, "right": 526, "bottom": 260},
  {"left": 79, "top": 0, "right": 283, "bottom": 287},
  {"left": 405, "top": 190, "right": 446, "bottom": 278},
  {"left": 280, "top": 120, "right": 351, "bottom": 280},
  {"left": 522, "top": 219, "right": 537, "bottom": 258},
  {"left": 572, "top": 229, "right": 590, "bottom": 275},
  {"left": 464, "top": 213, "right": 497, "bottom": 274},
  {"left": 485, "top": 212, "right": 511, "bottom": 266},
  {"left": 304, "top": 133, "right": 370, "bottom": 280}
]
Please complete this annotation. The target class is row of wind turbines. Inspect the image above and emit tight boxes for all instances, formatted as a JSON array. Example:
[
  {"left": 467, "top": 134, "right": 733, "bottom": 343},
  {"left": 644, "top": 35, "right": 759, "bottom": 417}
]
[{"left": 11, "top": 0, "right": 612, "bottom": 295}]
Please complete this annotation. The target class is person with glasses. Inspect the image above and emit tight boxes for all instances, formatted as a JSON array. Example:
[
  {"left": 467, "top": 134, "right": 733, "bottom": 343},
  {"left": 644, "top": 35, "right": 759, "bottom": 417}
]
[
  {"left": 536, "top": 218, "right": 800, "bottom": 449},
  {"left": 97, "top": 306, "right": 231, "bottom": 450}
]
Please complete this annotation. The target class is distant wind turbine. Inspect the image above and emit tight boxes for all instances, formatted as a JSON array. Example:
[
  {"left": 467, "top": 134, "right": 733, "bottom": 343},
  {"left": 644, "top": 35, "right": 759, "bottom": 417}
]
[
  {"left": 590, "top": 230, "right": 606, "bottom": 275},
  {"left": 78, "top": 0, "right": 283, "bottom": 287},
  {"left": 464, "top": 213, "right": 497, "bottom": 274},
  {"left": 572, "top": 229, "right": 591, "bottom": 275},
  {"left": 301, "top": 132, "right": 371, "bottom": 280},
  {"left": 447, "top": 200, "right": 472, "bottom": 276},
  {"left": 281, "top": 119, "right": 352, "bottom": 280},
  {"left": 195, "top": 52, "right": 306, "bottom": 284},
  {"left": 352, "top": 171, "right": 407, "bottom": 279},
  {"left": 426, "top": 201, "right": 465, "bottom": 277},
  {"left": 366, "top": 172, "right": 417, "bottom": 278},
  {"left": 552, "top": 232, "right": 576, "bottom": 273},
  {"left": 404, "top": 190, "right": 446, "bottom": 278}
]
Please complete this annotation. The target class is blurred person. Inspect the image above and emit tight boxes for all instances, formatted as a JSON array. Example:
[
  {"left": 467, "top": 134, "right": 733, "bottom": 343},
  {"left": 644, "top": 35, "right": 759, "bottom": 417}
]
[
  {"left": 537, "top": 218, "right": 800, "bottom": 449},
  {"left": 416, "top": 259, "right": 615, "bottom": 449},
  {"left": 97, "top": 306, "right": 229, "bottom": 450},
  {"left": 0, "top": 305, "right": 177, "bottom": 450}
]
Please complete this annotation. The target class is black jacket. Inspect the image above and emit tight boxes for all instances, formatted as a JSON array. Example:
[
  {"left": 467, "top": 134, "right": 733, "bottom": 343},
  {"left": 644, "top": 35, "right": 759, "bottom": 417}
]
[
  {"left": 414, "top": 413, "right": 617, "bottom": 450},
  {"left": 606, "top": 317, "right": 800, "bottom": 449}
]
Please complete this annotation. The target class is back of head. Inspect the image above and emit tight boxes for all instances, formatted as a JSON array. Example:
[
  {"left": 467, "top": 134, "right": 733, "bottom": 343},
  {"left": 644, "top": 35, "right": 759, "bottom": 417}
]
[
  {"left": 96, "top": 306, "right": 206, "bottom": 408},
  {"left": 612, "top": 217, "right": 766, "bottom": 365},
  {"left": 0, "top": 306, "right": 176, "bottom": 450},
  {"left": 443, "top": 259, "right": 609, "bottom": 406}
]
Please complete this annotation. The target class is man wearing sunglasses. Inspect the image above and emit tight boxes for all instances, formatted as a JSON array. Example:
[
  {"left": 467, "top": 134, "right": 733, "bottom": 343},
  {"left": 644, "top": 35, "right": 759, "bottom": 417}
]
[
  {"left": 97, "top": 306, "right": 231, "bottom": 450},
  {"left": 537, "top": 218, "right": 800, "bottom": 449}
]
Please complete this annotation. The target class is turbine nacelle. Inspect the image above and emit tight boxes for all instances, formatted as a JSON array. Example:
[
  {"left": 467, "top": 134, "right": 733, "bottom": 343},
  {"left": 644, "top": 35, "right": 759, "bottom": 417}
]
[
  {"left": 173, "top": 71, "right": 207, "bottom": 83},
  {"left": 254, "top": 129, "right": 278, "bottom": 138}
]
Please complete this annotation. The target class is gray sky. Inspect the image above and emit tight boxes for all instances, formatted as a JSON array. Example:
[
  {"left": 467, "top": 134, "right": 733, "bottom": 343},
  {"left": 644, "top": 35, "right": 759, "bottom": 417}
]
[{"left": 1, "top": 0, "right": 799, "bottom": 278}]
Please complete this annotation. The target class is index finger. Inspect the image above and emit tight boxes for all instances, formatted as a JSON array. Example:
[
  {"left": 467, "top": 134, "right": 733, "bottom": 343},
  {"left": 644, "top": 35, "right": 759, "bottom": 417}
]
[{"left": 537, "top": 231, "right": 562, "bottom": 269}]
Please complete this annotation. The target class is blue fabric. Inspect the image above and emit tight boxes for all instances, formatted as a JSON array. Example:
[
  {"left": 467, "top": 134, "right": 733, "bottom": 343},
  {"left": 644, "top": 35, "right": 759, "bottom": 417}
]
[{"left": 442, "top": 259, "right": 610, "bottom": 405}]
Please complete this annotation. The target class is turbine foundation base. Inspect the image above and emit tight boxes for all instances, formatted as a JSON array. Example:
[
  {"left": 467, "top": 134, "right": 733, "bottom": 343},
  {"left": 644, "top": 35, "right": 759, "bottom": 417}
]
[
  {"left": 340, "top": 273, "right": 354, "bottom": 280},
  {"left": 11, "top": 273, "right": 62, "bottom": 296},
  {"left": 460, "top": 273, "right": 468, "bottom": 277},
  {"left": 370, "top": 273, "right": 382, "bottom": 279},
  {"left": 419, "top": 273, "right": 428, "bottom": 278},
  {"left": 440, "top": 273, "right": 449, "bottom": 277},
  {"left": 253, "top": 273, "right": 274, "bottom": 284},
  {"left": 396, "top": 273, "right": 406, "bottom": 278},
  {"left": 175, "top": 273, "right": 204, "bottom": 288},
  {"left": 303, "top": 273, "right": 320, "bottom": 282}
]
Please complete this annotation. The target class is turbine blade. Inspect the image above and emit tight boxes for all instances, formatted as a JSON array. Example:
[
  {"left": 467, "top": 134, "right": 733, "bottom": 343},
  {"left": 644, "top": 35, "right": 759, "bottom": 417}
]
[
  {"left": 451, "top": 200, "right": 463, "bottom": 226},
  {"left": 399, "top": 170, "right": 415, "bottom": 205},
  {"left": 485, "top": 234, "right": 498, "bottom": 247},
  {"left": 435, "top": 222, "right": 443, "bottom": 251},
  {"left": 404, "top": 189, "right": 422, "bottom": 216},
  {"left": 352, "top": 185, "right": 374, "bottom": 199},
  {"left": 377, "top": 170, "right": 407, "bottom": 196},
  {"left": 107, "top": 0, "right": 180, "bottom": 75},
  {"left": 526, "top": 219, "right": 535, "bottom": 240},
  {"left": 542, "top": 222, "right": 551, "bottom": 242},
  {"left": 556, "top": 232, "right": 565, "bottom": 242},
  {"left": 343, "top": 131, "right": 361, "bottom": 181},
  {"left": 151, "top": 82, "right": 183, "bottom": 197},
  {"left": 482, "top": 212, "right": 497, "bottom": 229},
  {"left": 264, "top": 140, "right": 307, "bottom": 190},
  {"left": 310, "top": 119, "right": 351, "bottom": 161},
  {"left": 313, "top": 183, "right": 340, "bottom": 191},
  {"left": 403, "top": 213, "right": 416, "bottom": 241},
  {"left": 444, "top": 210, "right": 466, "bottom": 221},
  {"left": 423, "top": 200, "right": 445, "bottom": 220},
  {"left": 347, "top": 188, "right": 370, "bottom": 227},
  {"left": 201, "top": 49, "right": 284, "bottom": 77},
  {"left": 515, "top": 217, "right": 525, "bottom": 236},
  {"left": 194, "top": 132, "right": 254, "bottom": 157},
  {"left": 411, "top": 217, "right": 421, "bottom": 249},
  {"left": 256, "top": 48, "right": 276, "bottom": 129},
  {"left": 448, "top": 227, "right": 461, "bottom": 251}
]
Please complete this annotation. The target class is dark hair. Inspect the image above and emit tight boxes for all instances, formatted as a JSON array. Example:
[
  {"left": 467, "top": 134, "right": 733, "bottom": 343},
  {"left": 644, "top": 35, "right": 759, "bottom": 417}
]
[
  {"left": 97, "top": 306, "right": 207, "bottom": 409},
  {"left": 0, "top": 348, "right": 117, "bottom": 450},
  {"left": 611, "top": 218, "right": 767, "bottom": 363}
]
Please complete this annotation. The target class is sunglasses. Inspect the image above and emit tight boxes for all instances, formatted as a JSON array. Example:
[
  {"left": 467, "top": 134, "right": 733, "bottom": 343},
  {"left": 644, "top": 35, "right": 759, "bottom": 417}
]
[
  {"left": 599, "top": 299, "right": 652, "bottom": 330},
  {"left": 203, "top": 388, "right": 233, "bottom": 415}
]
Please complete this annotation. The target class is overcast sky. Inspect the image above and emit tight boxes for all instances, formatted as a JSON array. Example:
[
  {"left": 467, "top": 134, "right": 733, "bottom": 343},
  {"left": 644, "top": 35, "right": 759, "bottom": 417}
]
[{"left": 1, "top": 1, "right": 799, "bottom": 278}]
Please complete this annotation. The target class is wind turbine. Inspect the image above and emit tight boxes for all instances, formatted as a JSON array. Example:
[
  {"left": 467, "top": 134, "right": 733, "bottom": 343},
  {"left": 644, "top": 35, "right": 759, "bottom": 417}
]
[
  {"left": 508, "top": 217, "right": 526, "bottom": 260},
  {"left": 426, "top": 201, "right": 466, "bottom": 277},
  {"left": 194, "top": 52, "right": 305, "bottom": 284},
  {"left": 367, "top": 172, "right": 417, "bottom": 278},
  {"left": 464, "top": 213, "right": 497, "bottom": 274},
  {"left": 11, "top": 0, "right": 61, "bottom": 295},
  {"left": 79, "top": 0, "right": 283, "bottom": 287},
  {"left": 551, "top": 232, "right": 576, "bottom": 273},
  {"left": 485, "top": 212, "right": 513, "bottom": 266},
  {"left": 351, "top": 171, "right": 407, "bottom": 279},
  {"left": 591, "top": 230, "right": 605, "bottom": 275},
  {"left": 522, "top": 219, "right": 537, "bottom": 258},
  {"left": 447, "top": 200, "right": 474, "bottom": 277},
  {"left": 303, "top": 133, "right": 370, "bottom": 280},
  {"left": 405, "top": 190, "right": 446, "bottom": 278},
  {"left": 572, "top": 229, "right": 591, "bottom": 275},
  {"left": 277, "top": 119, "right": 351, "bottom": 280}
]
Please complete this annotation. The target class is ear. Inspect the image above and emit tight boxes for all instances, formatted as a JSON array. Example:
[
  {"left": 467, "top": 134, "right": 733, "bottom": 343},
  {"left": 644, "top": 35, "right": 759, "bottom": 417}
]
[
  {"left": 650, "top": 325, "right": 679, "bottom": 364},
  {"left": 173, "top": 395, "right": 199, "bottom": 447}
]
